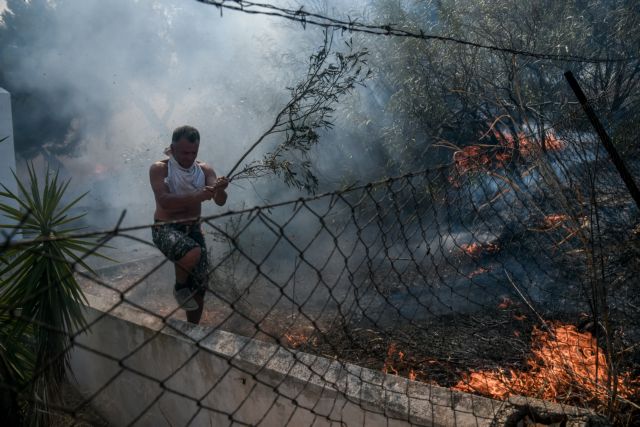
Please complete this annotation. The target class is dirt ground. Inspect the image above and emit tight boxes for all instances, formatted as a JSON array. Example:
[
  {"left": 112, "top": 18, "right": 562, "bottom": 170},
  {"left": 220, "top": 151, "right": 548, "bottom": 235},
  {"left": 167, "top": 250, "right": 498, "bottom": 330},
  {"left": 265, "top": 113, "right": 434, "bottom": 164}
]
[{"left": 283, "top": 306, "right": 542, "bottom": 386}]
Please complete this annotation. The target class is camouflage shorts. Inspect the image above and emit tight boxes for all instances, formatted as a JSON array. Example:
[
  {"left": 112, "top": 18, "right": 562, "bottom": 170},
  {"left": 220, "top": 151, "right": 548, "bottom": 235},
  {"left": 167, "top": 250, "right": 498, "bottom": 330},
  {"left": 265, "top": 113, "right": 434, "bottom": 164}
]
[{"left": 152, "top": 221, "right": 208, "bottom": 292}]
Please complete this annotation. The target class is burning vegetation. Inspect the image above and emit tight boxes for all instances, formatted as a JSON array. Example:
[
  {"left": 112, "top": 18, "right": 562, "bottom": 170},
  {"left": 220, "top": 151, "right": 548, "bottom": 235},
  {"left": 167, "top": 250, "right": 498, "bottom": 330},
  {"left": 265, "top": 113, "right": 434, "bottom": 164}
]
[
  {"left": 453, "top": 322, "right": 638, "bottom": 413},
  {"left": 451, "top": 128, "right": 565, "bottom": 179},
  {"left": 541, "top": 214, "right": 571, "bottom": 230},
  {"left": 459, "top": 241, "right": 500, "bottom": 257},
  {"left": 280, "top": 311, "right": 639, "bottom": 424},
  {"left": 283, "top": 332, "right": 312, "bottom": 349}
]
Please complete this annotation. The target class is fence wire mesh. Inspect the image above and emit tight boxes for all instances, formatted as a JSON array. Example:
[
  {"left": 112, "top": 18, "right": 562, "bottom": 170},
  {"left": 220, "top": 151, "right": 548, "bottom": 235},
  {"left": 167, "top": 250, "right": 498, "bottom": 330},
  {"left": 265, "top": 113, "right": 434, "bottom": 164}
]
[{"left": 1, "top": 104, "right": 639, "bottom": 426}]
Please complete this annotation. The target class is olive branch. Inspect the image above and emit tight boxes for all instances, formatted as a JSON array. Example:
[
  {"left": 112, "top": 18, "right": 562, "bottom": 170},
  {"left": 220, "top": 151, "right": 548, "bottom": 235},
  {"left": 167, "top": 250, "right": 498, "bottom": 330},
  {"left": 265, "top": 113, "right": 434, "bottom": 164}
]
[{"left": 227, "top": 31, "right": 370, "bottom": 193}]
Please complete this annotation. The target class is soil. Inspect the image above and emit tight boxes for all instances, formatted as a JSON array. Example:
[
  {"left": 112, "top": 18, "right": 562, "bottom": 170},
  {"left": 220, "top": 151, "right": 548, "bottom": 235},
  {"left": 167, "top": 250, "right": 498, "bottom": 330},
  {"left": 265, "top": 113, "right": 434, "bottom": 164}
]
[{"left": 282, "top": 306, "right": 543, "bottom": 386}]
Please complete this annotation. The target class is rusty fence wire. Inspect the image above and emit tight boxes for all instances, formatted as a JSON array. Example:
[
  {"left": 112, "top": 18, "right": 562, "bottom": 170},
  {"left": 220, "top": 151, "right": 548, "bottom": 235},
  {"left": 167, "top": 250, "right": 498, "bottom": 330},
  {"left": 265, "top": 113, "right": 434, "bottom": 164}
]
[{"left": 1, "top": 107, "right": 639, "bottom": 426}]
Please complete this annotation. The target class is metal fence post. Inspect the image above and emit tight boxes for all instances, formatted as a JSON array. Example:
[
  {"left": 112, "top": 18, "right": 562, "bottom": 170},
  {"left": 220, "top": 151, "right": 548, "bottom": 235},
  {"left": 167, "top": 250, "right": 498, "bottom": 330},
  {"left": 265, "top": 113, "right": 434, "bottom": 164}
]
[{"left": 564, "top": 70, "right": 640, "bottom": 210}]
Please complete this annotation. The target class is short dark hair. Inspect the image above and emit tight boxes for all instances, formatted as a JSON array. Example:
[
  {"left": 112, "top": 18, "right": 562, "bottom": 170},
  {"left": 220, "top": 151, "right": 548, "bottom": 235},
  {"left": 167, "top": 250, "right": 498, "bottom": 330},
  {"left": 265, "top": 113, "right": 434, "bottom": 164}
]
[{"left": 172, "top": 125, "right": 200, "bottom": 144}]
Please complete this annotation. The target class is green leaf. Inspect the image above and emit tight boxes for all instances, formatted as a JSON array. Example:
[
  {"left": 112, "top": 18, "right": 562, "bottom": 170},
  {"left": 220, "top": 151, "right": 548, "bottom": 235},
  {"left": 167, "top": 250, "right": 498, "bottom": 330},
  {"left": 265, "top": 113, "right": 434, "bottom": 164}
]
[{"left": 0, "top": 161, "right": 109, "bottom": 424}]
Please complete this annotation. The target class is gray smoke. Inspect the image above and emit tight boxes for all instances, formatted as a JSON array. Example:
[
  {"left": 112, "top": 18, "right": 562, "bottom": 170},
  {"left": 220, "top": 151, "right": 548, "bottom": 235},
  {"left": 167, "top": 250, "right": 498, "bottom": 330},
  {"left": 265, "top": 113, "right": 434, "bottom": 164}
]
[{"left": 2, "top": 0, "right": 380, "bottom": 230}]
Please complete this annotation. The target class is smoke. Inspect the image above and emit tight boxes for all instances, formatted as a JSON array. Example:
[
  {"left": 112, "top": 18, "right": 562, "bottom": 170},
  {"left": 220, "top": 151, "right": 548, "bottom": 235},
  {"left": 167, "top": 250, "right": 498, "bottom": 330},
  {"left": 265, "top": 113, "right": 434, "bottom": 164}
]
[
  {"left": 1, "top": 0, "right": 383, "bottom": 230},
  {"left": 2, "top": 1, "right": 609, "bottom": 331}
]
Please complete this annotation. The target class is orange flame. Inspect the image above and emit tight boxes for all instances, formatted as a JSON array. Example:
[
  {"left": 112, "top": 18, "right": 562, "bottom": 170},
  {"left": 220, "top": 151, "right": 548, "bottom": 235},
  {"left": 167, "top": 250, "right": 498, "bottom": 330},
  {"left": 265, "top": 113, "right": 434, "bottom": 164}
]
[
  {"left": 461, "top": 242, "right": 500, "bottom": 258},
  {"left": 453, "top": 323, "right": 639, "bottom": 407},
  {"left": 383, "top": 344, "right": 423, "bottom": 381},
  {"left": 452, "top": 126, "right": 565, "bottom": 178},
  {"left": 453, "top": 146, "right": 492, "bottom": 176},
  {"left": 543, "top": 214, "right": 570, "bottom": 229},
  {"left": 498, "top": 297, "right": 514, "bottom": 310},
  {"left": 541, "top": 131, "right": 564, "bottom": 152},
  {"left": 467, "top": 267, "right": 489, "bottom": 279},
  {"left": 492, "top": 128, "right": 565, "bottom": 157},
  {"left": 383, "top": 343, "right": 399, "bottom": 375},
  {"left": 461, "top": 242, "right": 482, "bottom": 257},
  {"left": 284, "top": 332, "right": 312, "bottom": 349}
]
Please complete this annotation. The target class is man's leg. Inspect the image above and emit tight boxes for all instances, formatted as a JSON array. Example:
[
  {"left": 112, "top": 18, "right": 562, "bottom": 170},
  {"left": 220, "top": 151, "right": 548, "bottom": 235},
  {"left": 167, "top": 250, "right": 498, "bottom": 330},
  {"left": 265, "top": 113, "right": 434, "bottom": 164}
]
[
  {"left": 174, "top": 246, "right": 201, "bottom": 286},
  {"left": 173, "top": 247, "right": 205, "bottom": 322},
  {"left": 152, "top": 224, "right": 203, "bottom": 315},
  {"left": 186, "top": 292, "right": 204, "bottom": 324},
  {"left": 184, "top": 228, "right": 208, "bottom": 324}
]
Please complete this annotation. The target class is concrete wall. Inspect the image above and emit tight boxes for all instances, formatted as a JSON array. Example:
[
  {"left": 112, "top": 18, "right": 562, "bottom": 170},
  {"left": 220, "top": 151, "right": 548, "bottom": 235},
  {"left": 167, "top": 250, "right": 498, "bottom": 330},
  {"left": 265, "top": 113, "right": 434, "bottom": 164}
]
[
  {"left": 69, "top": 293, "right": 597, "bottom": 427},
  {"left": 0, "top": 87, "right": 18, "bottom": 244}
]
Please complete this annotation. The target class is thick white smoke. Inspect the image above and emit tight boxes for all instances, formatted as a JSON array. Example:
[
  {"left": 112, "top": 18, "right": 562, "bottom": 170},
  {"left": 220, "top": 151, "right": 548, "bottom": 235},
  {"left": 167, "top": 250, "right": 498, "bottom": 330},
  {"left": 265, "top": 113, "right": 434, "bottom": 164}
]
[{"left": 2, "top": 0, "right": 381, "bottom": 229}]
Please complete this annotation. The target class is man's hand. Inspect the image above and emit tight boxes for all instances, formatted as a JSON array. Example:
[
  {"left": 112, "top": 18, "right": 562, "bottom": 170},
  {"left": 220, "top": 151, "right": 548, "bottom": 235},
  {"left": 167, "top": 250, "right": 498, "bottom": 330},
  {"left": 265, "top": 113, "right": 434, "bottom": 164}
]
[
  {"left": 213, "top": 176, "right": 229, "bottom": 191},
  {"left": 202, "top": 163, "right": 229, "bottom": 207},
  {"left": 198, "top": 187, "right": 216, "bottom": 202},
  {"left": 205, "top": 177, "right": 228, "bottom": 193},
  {"left": 205, "top": 176, "right": 229, "bottom": 206},
  {"left": 195, "top": 178, "right": 228, "bottom": 203}
]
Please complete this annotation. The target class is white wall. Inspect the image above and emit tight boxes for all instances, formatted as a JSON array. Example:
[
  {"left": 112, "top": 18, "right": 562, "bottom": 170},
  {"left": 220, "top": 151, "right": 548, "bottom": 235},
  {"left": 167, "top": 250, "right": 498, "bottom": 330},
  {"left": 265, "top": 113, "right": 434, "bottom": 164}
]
[
  {"left": 0, "top": 87, "right": 18, "bottom": 244},
  {"left": 68, "top": 292, "right": 596, "bottom": 427}
]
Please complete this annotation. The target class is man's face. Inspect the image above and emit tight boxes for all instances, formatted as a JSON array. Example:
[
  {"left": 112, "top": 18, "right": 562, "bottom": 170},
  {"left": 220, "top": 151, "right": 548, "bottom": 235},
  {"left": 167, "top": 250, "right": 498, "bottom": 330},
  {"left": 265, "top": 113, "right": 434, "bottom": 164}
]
[{"left": 172, "top": 137, "right": 199, "bottom": 168}]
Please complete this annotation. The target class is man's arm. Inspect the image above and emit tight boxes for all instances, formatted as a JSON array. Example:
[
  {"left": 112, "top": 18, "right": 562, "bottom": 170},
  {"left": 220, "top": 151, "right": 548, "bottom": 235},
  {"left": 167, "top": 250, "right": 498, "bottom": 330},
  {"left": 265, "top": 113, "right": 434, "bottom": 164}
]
[
  {"left": 202, "top": 163, "right": 228, "bottom": 206},
  {"left": 149, "top": 162, "right": 214, "bottom": 211}
]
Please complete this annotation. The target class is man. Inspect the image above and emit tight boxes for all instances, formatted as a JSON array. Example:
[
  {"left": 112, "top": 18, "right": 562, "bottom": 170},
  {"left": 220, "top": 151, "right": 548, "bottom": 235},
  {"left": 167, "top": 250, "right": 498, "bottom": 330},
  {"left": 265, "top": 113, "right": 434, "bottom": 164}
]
[{"left": 149, "top": 125, "right": 228, "bottom": 324}]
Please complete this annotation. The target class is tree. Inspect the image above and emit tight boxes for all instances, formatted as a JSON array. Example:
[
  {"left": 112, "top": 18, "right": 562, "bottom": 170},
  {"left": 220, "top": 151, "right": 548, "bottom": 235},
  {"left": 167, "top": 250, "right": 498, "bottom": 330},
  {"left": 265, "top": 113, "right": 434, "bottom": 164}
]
[
  {"left": 228, "top": 31, "right": 370, "bottom": 193},
  {"left": 364, "top": 0, "right": 640, "bottom": 172},
  {"left": 0, "top": 166, "right": 105, "bottom": 425}
]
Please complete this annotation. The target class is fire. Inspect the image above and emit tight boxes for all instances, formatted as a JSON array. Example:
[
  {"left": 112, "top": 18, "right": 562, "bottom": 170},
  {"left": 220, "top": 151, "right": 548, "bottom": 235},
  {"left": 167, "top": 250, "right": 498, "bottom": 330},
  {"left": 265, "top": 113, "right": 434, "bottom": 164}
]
[
  {"left": 383, "top": 342, "right": 399, "bottom": 375},
  {"left": 460, "top": 242, "right": 500, "bottom": 257},
  {"left": 467, "top": 266, "right": 489, "bottom": 279},
  {"left": 535, "top": 214, "right": 590, "bottom": 248},
  {"left": 492, "top": 128, "right": 565, "bottom": 157},
  {"left": 283, "top": 333, "right": 309, "bottom": 348},
  {"left": 542, "top": 131, "right": 564, "bottom": 152},
  {"left": 498, "top": 297, "right": 514, "bottom": 309},
  {"left": 542, "top": 214, "right": 570, "bottom": 229},
  {"left": 382, "top": 343, "right": 421, "bottom": 382},
  {"left": 461, "top": 242, "right": 482, "bottom": 257},
  {"left": 452, "top": 126, "right": 565, "bottom": 178},
  {"left": 453, "top": 323, "right": 639, "bottom": 408},
  {"left": 453, "top": 146, "right": 492, "bottom": 176}
]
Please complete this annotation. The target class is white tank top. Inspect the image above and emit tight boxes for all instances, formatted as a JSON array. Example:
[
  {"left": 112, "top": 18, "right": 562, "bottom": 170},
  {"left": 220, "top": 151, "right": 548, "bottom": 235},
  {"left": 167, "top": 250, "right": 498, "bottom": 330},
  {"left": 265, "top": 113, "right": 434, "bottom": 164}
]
[{"left": 164, "top": 156, "right": 205, "bottom": 195}]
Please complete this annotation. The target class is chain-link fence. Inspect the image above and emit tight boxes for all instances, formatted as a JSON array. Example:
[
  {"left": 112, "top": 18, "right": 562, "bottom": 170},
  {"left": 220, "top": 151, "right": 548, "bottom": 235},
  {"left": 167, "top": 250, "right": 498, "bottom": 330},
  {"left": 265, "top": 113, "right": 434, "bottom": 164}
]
[{"left": 1, "top": 98, "right": 638, "bottom": 426}]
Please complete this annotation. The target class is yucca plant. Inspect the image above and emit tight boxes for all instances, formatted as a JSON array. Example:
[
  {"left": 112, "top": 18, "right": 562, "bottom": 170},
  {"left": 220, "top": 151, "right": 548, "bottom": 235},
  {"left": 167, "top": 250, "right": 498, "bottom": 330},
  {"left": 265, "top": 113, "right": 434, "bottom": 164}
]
[{"left": 0, "top": 163, "right": 102, "bottom": 425}]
